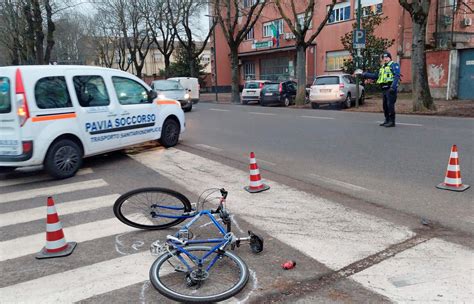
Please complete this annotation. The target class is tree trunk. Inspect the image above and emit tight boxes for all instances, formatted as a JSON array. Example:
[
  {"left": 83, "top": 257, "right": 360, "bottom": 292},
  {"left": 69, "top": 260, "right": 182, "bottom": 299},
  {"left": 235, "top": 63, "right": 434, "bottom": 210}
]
[
  {"left": 411, "top": 20, "right": 435, "bottom": 111},
  {"left": 32, "top": 0, "right": 44, "bottom": 64},
  {"left": 188, "top": 50, "right": 196, "bottom": 78},
  {"left": 164, "top": 55, "right": 171, "bottom": 78},
  {"left": 230, "top": 48, "right": 240, "bottom": 104},
  {"left": 295, "top": 44, "right": 307, "bottom": 105},
  {"left": 44, "top": 0, "right": 55, "bottom": 64}
]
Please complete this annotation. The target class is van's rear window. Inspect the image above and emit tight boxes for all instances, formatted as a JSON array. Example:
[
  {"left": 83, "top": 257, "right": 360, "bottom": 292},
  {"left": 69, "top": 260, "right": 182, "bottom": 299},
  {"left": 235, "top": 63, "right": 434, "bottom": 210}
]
[
  {"left": 314, "top": 76, "right": 339, "bottom": 85},
  {"left": 0, "top": 77, "right": 11, "bottom": 113}
]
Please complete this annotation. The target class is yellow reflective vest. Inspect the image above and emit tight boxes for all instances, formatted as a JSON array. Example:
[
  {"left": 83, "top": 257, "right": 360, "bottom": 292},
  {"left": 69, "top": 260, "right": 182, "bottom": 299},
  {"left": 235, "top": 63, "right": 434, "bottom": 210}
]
[{"left": 376, "top": 61, "right": 394, "bottom": 84}]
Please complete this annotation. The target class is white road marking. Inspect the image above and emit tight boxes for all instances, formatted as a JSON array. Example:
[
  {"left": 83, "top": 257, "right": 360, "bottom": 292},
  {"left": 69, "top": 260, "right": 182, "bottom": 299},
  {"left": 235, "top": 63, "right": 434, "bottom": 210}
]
[
  {"left": 352, "top": 238, "right": 474, "bottom": 302},
  {"left": 0, "top": 179, "right": 108, "bottom": 204},
  {"left": 249, "top": 112, "right": 276, "bottom": 116},
  {"left": 309, "top": 173, "right": 369, "bottom": 192},
  {"left": 256, "top": 158, "right": 276, "bottom": 166},
  {"left": 301, "top": 116, "right": 335, "bottom": 120},
  {"left": 195, "top": 144, "right": 223, "bottom": 152},
  {"left": 132, "top": 148, "right": 413, "bottom": 270},
  {"left": 0, "top": 217, "right": 135, "bottom": 261},
  {"left": 376, "top": 121, "right": 423, "bottom": 127},
  {"left": 0, "top": 251, "right": 158, "bottom": 303},
  {"left": 0, "top": 168, "right": 94, "bottom": 188},
  {"left": 209, "top": 108, "right": 230, "bottom": 112},
  {"left": 0, "top": 194, "right": 120, "bottom": 228}
]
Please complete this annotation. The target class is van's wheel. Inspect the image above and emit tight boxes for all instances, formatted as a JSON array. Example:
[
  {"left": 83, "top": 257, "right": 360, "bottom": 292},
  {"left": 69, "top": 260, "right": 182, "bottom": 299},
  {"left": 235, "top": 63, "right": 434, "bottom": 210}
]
[
  {"left": 44, "top": 139, "right": 83, "bottom": 179},
  {"left": 343, "top": 94, "right": 351, "bottom": 109},
  {"left": 159, "top": 118, "right": 180, "bottom": 148}
]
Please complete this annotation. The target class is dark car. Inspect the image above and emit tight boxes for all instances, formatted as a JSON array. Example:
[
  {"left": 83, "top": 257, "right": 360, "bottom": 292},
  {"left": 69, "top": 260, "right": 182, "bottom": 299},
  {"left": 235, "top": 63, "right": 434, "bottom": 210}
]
[{"left": 260, "top": 81, "right": 297, "bottom": 107}]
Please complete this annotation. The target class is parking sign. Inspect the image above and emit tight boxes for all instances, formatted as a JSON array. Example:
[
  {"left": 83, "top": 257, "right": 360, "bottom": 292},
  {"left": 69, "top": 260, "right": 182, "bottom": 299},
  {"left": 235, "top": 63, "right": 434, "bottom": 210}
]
[{"left": 353, "top": 29, "right": 366, "bottom": 49}]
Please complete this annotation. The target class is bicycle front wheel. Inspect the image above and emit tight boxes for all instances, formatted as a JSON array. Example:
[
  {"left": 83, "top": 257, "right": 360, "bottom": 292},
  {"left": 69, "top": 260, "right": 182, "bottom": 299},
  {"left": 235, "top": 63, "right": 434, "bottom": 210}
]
[
  {"left": 113, "top": 187, "right": 192, "bottom": 230},
  {"left": 150, "top": 246, "right": 249, "bottom": 303}
]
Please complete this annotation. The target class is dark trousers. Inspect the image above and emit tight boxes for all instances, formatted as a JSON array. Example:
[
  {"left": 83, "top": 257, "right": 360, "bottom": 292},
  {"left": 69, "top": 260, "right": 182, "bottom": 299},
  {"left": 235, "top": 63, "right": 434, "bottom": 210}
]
[{"left": 382, "top": 89, "right": 397, "bottom": 123}]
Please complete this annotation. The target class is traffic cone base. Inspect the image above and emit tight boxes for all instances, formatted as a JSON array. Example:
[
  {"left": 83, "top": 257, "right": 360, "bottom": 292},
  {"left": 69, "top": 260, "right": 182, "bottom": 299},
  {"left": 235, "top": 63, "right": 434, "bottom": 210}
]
[
  {"left": 244, "top": 184, "right": 270, "bottom": 193},
  {"left": 36, "top": 241, "right": 77, "bottom": 259},
  {"left": 436, "top": 183, "right": 470, "bottom": 192}
]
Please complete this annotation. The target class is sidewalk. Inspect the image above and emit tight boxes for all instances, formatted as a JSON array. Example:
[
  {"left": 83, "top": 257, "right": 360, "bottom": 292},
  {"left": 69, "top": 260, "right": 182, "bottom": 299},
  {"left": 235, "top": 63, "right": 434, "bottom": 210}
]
[{"left": 200, "top": 93, "right": 474, "bottom": 118}]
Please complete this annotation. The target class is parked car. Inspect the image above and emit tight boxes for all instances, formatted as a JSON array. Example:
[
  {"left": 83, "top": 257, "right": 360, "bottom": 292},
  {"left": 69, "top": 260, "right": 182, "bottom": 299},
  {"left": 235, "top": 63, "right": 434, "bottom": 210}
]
[
  {"left": 309, "top": 74, "right": 364, "bottom": 109},
  {"left": 151, "top": 80, "right": 192, "bottom": 112},
  {"left": 167, "top": 77, "right": 199, "bottom": 104},
  {"left": 259, "top": 81, "right": 297, "bottom": 107},
  {"left": 0, "top": 65, "right": 185, "bottom": 179},
  {"left": 241, "top": 80, "right": 270, "bottom": 105}
]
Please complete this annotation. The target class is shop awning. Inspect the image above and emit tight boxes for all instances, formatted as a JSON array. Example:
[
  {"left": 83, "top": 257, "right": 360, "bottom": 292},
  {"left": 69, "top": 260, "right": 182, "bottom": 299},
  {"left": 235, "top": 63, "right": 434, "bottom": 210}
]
[{"left": 238, "top": 46, "right": 297, "bottom": 58}]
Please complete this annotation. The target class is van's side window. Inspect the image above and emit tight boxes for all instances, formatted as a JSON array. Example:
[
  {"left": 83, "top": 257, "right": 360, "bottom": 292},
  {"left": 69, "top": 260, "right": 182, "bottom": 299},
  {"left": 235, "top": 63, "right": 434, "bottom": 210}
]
[
  {"left": 112, "top": 77, "right": 149, "bottom": 105},
  {"left": 73, "top": 76, "right": 110, "bottom": 107},
  {"left": 35, "top": 77, "right": 72, "bottom": 109},
  {"left": 0, "top": 77, "right": 11, "bottom": 113}
]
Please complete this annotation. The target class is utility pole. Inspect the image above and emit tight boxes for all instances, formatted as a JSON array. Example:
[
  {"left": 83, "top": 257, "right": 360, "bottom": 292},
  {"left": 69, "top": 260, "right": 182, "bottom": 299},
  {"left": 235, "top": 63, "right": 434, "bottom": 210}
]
[{"left": 355, "top": 0, "right": 361, "bottom": 108}]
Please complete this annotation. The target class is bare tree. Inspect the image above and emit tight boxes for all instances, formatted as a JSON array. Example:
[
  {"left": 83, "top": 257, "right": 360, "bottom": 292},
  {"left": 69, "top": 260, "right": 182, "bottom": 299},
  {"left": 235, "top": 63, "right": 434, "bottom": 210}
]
[
  {"left": 142, "top": 0, "right": 177, "bottom": 77},
  {"left": 170, "top": 0, "right": 216, "bottom": 78},
  {"left": 0, "top": 0, "right": 27, "bottom": 65},
  {"left": 275, "top": 0, "right": 336, "bottom": 105},
  {"left": 399, "top": 0, "right": 435, "bottom": 111},
  {"left": 213, "top": 0, "right": 267, "bottom": 103}
]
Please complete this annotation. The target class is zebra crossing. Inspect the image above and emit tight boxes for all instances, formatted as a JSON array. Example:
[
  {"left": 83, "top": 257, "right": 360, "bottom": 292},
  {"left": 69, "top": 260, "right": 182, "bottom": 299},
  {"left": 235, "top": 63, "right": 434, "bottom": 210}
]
[{"left": 1, "top": 150, "right": 473, "bottom": 303}]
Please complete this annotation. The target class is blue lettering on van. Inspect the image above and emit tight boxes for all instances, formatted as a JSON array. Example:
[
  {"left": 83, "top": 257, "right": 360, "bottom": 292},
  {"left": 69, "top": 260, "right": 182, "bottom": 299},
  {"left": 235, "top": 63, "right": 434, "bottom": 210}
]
[
  {"left": 86, "top": 114, "right": 156, "bottom": 135},
  {"left": 90, "top": 127, "right": 160, "bottom": 142}
]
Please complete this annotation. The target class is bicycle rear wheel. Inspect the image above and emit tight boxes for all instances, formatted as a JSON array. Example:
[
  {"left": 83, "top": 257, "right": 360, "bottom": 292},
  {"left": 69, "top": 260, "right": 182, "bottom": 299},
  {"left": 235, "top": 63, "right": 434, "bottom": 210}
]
[
  {"left": 150, "top": 246, "right": 249, "bottom": 303},
  {"left": 113, "top": 187, "right": 192, "bottom": 230}
]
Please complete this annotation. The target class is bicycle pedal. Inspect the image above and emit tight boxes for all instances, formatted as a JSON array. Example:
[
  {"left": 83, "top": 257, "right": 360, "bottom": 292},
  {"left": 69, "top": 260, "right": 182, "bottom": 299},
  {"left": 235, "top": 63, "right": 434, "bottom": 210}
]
[{"left": 150, "top": 240, "right": 166, "bottom": 256}]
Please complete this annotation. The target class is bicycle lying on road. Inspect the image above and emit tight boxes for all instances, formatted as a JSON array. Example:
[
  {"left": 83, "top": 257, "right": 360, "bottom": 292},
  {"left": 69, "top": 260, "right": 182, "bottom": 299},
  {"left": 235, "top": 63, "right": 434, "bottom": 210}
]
[{"left": 113, "top": 187, "right": 264, "bottom": 303}]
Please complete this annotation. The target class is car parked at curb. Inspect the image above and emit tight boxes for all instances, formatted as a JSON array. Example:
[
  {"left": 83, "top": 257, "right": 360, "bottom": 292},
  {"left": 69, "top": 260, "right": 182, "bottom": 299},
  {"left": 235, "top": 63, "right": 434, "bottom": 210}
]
[
  {"left": 241, "top": 80, "right": 270, "bottom": 105},
  {"left": 309, "top": 74, "right": 364, "bottom": 109},
  {"left": 151, "top": 79, "right": 192, "bottom": 112},
  {"left": 0, "top": 65, "right": 185, "bottom": 179},
  {"left": 259, "top": 81, "right": 297, "bottom": 107}
]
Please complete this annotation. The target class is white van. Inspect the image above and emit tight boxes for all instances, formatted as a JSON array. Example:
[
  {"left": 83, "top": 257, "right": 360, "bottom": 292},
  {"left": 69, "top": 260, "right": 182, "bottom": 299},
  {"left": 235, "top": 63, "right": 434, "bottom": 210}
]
[
  {"left": 167, "top": 77, "right": 199, "bottom": 104},
  {"left": 0, "top": 65, "right": 185, "bottom": 179}
]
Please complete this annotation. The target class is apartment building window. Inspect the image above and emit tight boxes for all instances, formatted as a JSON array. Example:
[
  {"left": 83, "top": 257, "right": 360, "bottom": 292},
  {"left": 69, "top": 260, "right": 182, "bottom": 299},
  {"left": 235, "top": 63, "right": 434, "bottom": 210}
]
[
  {"left": 297, "top": 13, "right": 312, "bottom": 29},
  {"left": 246, "top": 27, "right": 254, "bottom": 40},
  {"left": 360, "top": 0, "right": 383, "bottom": 17},
  {"left": 328, "top": 1, "right": 351, "bottom": 24},
  {"left": 201, "top": 54, "right": 210, "bottom": 64},
  {"left": 263, "top": 19, "right": 283, "bottom": 37},
  {"left": 326, "top": 50, "right": 351, "bottom": 71},
  {"left": 243, "top": 0, "right": 256, "bottom": 8},
  {"left": 244, "top": 62, "right": 256, "bottom": 80}
]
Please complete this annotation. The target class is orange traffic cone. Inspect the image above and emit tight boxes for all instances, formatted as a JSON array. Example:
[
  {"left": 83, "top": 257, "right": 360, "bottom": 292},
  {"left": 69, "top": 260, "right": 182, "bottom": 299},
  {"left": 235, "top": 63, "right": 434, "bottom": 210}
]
[
  {"left": 36, "top": 197, "right": 77, "bottom": 259},
  {"left": 436, "top": 145, "right": 470, "bottom": 192},
  {"left": 244, "top": 152, "right": 270, "bottom": 193}
]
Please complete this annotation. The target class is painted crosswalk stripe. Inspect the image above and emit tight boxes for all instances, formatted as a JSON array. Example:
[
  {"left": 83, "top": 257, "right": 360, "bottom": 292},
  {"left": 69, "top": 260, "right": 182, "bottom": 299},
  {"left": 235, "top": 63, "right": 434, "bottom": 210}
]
[
  {"left": 0, "top": 217, "right": 135, "bottom": 261},
  {"left": 132, "top": 148, "right": 414, "bottom": 270},
  {"left": 195, "top": 144, "right": 223, "bottom": 152},
  {"left": 209, "top": 108, "right": 230, "bottom": 112},
  {"left": 0, "top": 179, "right": 108, "bottom": 204},
  {"left": 0, "top": 194, "right": 120, "bottom": 228},
  {"left": 301, "top": 116, "right": 335, "bottom": 120},
  {"left": 352, "top": 238, "right": 474, "bottom": 302},
  {"left": 0, "top": 168, "right": 94, "bottom": 188},
  {"left": 376, "top": 121, "right": 423, "bottom": 127},
  {"left": 0, "top": 251, "right": 158, "bottom": 303},
  {"left": 249, "top": 112, "right": 275, "bottom": 116}
]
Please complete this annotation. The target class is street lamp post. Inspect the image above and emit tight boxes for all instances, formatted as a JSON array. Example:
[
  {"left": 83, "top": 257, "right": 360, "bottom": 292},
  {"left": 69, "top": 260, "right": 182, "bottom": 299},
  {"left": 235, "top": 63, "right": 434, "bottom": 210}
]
[{"left": 355, "top": 0, "right": 361, "bottom": 108}]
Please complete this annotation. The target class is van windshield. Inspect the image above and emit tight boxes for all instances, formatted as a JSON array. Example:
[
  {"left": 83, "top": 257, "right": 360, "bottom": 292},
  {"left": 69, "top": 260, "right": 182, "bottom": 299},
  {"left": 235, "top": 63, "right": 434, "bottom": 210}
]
[
  {"left": 314, "top": 76, "right": 339, "bottom": 85},
  {"left": 0, "top": 77, "right": 11, "bottom": 113},
  {"left": 153, "top": 80, "right": 184, "bottom": 91}
]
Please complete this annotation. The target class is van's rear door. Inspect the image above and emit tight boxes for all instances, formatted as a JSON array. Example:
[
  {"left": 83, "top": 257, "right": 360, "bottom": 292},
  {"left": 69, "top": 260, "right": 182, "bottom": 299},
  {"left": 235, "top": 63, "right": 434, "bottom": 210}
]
[{"left": 0, "top": 68, "right": 23, "bottom": 158}]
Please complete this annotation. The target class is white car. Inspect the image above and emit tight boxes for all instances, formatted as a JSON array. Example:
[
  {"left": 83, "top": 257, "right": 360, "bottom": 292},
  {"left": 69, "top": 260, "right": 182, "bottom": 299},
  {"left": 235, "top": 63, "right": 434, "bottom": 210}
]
[
  {"left": 0, "top": 65, "right": 185, "bottom": 178},
  {"left": 167, "top": 77, "right": 200, "bottom": 104},
  {"left": 309, "top": 74, "right": 364, "bottom": 109},
  {"left": 241, "top": 80, "right": 270, "bottom": 105}
]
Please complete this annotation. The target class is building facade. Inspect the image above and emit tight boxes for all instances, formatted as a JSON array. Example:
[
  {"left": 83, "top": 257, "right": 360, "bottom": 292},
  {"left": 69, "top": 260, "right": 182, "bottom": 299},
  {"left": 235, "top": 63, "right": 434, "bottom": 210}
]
[{"left": 212, "top": 0, "right": 474, "bottom": 99}]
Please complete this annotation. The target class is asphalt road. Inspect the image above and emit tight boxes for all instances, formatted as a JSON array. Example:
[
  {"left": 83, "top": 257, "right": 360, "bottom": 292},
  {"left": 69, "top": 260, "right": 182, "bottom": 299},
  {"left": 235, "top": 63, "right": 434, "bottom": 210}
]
[{"left": 182, "top": 102, "right": 474, "bottom": 234}]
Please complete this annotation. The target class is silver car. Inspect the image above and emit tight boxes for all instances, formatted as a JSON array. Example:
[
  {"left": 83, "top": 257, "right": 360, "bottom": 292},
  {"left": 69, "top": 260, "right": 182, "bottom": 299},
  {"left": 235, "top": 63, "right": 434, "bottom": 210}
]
[
  {"left": 309, "top": 74, "right": 364, "bottom": 109},
  {"left": 151, "top": 80, "right": 192, "bottom": 112}
]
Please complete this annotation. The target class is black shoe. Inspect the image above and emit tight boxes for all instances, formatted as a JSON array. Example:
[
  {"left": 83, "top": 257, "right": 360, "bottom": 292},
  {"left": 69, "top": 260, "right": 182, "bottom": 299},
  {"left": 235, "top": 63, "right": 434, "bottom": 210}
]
[
  {"left": 384, "top": 122, "right": 396, "bottom": 127},
  {"left": 379, "top": 121, "right": 388, "bottom": 126}
]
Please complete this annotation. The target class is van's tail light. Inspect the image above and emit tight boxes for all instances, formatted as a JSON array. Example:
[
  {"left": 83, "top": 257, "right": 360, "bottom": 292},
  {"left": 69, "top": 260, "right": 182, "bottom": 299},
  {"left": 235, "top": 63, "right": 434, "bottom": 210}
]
[
  {"left": 279, "top": 83, "right": 283, "bottom": 93},
  {"left": 22, "top": 141, "right": 33, "bottom": 153},
  {"left": 259, "top": 82, "right": 264, "bottom": 89},
  {"left": 15, "top": 69, "right": 30, "bottom": 127},
  {"left": 339, "top": 83, "right": 345, "bottom": 89}
]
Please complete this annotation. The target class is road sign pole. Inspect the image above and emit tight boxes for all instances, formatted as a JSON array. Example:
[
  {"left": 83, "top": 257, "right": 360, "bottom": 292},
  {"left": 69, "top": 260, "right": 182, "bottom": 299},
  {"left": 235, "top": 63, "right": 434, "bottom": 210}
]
[{"left": 355, "top": 0, "right": 361, "bottom": 108}]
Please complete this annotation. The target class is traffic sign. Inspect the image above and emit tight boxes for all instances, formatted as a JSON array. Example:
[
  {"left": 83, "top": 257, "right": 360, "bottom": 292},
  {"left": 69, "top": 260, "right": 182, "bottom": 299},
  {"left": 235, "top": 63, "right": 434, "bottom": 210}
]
[{"left": 353, "top": 29, "right": 366, "bottom": 49}]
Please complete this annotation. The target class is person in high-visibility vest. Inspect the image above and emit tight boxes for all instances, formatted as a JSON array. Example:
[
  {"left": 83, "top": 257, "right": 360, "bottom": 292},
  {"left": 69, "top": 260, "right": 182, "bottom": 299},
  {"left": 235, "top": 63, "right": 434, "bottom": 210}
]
[{"left": 361, "top": 51, "right": 401, "bottom": 127}]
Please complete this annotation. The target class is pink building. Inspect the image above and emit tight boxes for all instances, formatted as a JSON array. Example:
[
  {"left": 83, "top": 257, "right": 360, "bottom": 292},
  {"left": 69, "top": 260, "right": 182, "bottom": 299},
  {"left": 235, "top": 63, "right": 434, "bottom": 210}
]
[{"left": 212, "top": 0, "right": 474, "bottom": 99}]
